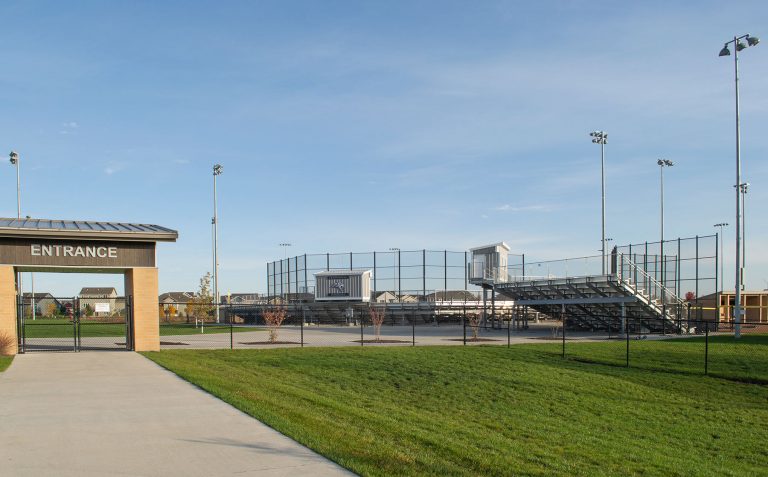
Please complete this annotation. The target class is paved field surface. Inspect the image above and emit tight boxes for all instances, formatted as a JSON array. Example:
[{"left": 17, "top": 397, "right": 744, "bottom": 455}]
[{"left": 0, "top": 352, "right": 353, "bottom": 476}]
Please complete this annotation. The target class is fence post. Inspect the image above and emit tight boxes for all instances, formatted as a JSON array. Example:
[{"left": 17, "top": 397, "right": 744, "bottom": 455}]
[
  {"left": 230, "top": 303, "right": 233, "bottom": 350},
  {"left": 507, "top": 318, "right": 510, "bottom": 348},
  {"left": 412, "top": 318, "right": 415, "bottom": 347},
  {"left": 463, "top": 315, "right": 467, "bottom": 346},
  {"left": 704, "top": 324, "right": 709, "bottom": 376},
  {"left": 301, "top": 307, "right": 305, "bottom": 348},
  {"left": 360, "top": 311, "right": 364, "bottom": 347},
  {"left": 561, "top": 305, "right": 566, "bottom": 359},
  {"left": 626, "top": 317, "right": 630, "bottom": 368}
]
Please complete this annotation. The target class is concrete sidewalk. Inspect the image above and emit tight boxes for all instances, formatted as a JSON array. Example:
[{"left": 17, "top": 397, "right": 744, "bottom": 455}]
[{"left": 0, "top": 352, "right": 353, "bottom": 476}]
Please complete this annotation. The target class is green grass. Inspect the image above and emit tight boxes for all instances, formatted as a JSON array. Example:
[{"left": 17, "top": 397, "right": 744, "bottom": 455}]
[
  {"left": 564, "top": 334, "right": 768, "bottom": 383},
  {"left": 0, "top": 356, "right": 12, "bottom": 372},
  {"left": 21, "top": 319, "right": 263, "bottom": 338},
  {"left": 143, "top": 344, "right": 768, "bottom": 476}
]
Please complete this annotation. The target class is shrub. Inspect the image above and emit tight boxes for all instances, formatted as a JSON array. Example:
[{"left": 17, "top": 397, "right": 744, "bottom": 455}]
[{"left": 0, "top": 332, "right": 15, "bottom": 355}]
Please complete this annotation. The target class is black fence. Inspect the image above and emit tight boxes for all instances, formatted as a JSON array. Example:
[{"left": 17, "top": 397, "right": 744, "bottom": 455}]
[
  {"left": 17, "top": 296, "right": 132, "bottom": 352},
  {"left": 267, "top": 249, "right": 476, "bottom": 301},
  {"left": 553, "top": 317, "right": 768, "bottom": 383},
  {"left": 156, "top": 301, "right": 530, "bottom": 350}
]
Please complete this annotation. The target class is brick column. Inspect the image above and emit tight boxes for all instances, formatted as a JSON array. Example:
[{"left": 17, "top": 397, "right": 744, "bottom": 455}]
[
  {"left": 125, "top": 267, "right": 159, "bottom": 351},
  {"left": 0, "top": 265, "right": 18, "bottom": 355}
]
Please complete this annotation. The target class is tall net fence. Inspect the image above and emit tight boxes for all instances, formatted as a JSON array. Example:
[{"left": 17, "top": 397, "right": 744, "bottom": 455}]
[{"left": 267, "top": 250, "right": 475, "bottom": 301}]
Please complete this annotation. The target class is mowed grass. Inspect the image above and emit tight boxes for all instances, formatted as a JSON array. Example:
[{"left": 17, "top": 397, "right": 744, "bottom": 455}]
[
  {"left": 0, "top": 356, "right": 12, "bottom": 372},
  {"left": 144, "top": 344, "right": 768, "bottom": 476},
  {"left": 21, "top": 319, "right": 263, "bottom": 338},
  {"left": 564, "top": 334, "right": 768, "bottom": 383}
]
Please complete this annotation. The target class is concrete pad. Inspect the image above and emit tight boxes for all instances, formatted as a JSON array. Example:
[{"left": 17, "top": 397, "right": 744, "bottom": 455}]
[{"left": 0, "top": 352, "right": 353, "bottom": 476}]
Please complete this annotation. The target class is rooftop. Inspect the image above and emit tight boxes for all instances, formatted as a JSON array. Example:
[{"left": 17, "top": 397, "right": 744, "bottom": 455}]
[{"left": 0, "top": 218, "right": 178, "bottom": 242}]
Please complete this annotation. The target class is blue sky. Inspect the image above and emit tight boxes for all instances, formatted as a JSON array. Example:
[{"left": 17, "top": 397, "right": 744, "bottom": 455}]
[{"left": 1, "top": 1, "right": 766, "bottom": 296}]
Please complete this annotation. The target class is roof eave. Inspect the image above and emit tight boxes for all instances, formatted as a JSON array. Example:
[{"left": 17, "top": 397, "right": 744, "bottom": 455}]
[{"left": 0, "top": 228, "right": 178, "bottom": 242}]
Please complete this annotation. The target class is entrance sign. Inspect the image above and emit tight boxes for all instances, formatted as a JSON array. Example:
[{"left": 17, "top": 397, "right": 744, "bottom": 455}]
[
  {"left": 0, "top": 217, "right": 178, "bottom": 355},
  {"left": 0, "top": 238, "right": 154, "bottom": 268}
]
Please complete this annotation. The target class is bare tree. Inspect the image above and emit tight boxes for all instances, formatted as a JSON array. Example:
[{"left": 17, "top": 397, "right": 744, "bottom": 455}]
[
  {"left": 467, "top": 312, "right": 482, "bottom": 340},
  {"left": 369, "top": 304, "right": 387, "bottom": 342},
  {"left": 263, "top": 306, "right": 287, "bottom": 343}
]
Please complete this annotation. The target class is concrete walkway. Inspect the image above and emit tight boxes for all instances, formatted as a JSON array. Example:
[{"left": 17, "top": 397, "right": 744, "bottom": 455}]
[{"left": 0, "top": 352, "right": 353, "bottom": 476}]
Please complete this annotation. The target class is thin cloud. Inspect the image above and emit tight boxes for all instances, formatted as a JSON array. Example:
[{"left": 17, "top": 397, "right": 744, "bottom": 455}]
[
  {"left": 494, "top": 204, "right": 556, "bottom": 213},
  {"left": 58, "top": 121, "right": 79, "bottom": 135}
]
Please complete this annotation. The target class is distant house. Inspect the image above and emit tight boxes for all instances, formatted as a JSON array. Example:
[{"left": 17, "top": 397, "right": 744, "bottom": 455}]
[
  {"left": 373, "top": 291, "right": 398, "bottom": 303},
  {"left": 159, "top": 292, "right": 196, "bottom": 317},
  {"left": 22, "top": 293, "right": 62, "bottom": 317},
  {"left": 398, "top": 294, "right": 419, "bottom": 303},
  {"left": 425, "top": 290, "right": 482, "bottom": 302},
  {"left": 79, "top": 287, "right": 121, "bottom": 317},
  {"left": 222, "top": 293, "right": 261, "bottom": 305}
]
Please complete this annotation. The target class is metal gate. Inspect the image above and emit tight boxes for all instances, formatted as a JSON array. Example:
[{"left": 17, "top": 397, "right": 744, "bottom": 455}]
[{"left": 17, "top": 296, "right": 132, "bottom": 352}]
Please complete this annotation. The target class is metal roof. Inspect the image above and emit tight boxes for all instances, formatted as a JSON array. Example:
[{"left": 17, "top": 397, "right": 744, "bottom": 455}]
[
  {"left": 0, "top": 218, "right": 178, "bottom": 242},
  {"left": 315, "top": 269, "right": 372, "bottom": 276}
]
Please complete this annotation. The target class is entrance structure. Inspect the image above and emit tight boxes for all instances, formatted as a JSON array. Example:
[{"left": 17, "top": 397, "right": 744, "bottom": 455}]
[{"left": 0, "top": 218, "right": 178, "bottom": 354}]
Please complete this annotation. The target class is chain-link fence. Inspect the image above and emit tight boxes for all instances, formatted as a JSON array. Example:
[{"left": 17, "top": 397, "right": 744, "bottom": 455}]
[
  {"left": 156, "top": 302, "right": 530, "bottom": 350},
  {"left": 554, "top": 317, "right": 768, "bottom": 382}
]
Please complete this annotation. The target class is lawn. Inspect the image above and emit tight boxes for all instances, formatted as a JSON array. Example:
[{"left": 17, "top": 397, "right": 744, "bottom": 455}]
[
  {"left": 0, "top": 356, "right": 12, "bottom": 372},
  {"left": 564, "top": 334, "right": 768, "bottom": 383},
  {"left": 21, "top": 319, "right": 263, "bottom": 338},
  {"left": 144, "top": 344, "right": 768, "bottom": 476}
]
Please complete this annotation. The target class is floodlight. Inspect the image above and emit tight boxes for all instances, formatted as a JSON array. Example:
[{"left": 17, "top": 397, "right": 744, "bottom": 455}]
[
  {"left": 736, "top": 41, "right": 747, "bottom": 51},
  {"left": 9, "top": 151, "right": 18, "bottom": 165},
  {"left": 747, "top": 36, "right": 760, "bottom": 47},
  {"left": 213, "top": 164, "right": 223, "bottom": 175},
  {"left": 719, "top": 45, "right": 731, "bottom": 56}
]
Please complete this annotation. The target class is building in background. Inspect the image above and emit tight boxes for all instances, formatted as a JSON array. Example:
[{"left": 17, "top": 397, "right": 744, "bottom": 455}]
[
  {"left": 79, "top": 287, "right": 121, "bottom": 317},
  {"left": 159, "top": 291, "right": 196, "bottom": 317},
  {"left": 21, "top": 292, "right": 62, "bottom": 317}
]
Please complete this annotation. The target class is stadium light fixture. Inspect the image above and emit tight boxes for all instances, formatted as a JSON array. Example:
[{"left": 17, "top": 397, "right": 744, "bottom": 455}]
[{"left": 720, "top": 33, "right": 759, "bottom": 338}]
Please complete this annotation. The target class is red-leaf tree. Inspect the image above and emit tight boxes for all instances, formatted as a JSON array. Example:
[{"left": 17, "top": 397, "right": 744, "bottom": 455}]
[
  {"left": 369, "top": 305, "right": 387, "bottom": 342},
  {"left": 263, "top": 306, "right": 287, "bottom": 343}
]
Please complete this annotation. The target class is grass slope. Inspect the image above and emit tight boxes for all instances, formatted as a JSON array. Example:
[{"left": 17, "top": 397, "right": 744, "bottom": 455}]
[
  {"left": 144, "top": 345, "right": 768, "bottom": 476},
  {"left": 0, "top": 356, "right": 13, "bottom": 372},
  {"left": 564, "top": 334, "right": 768, "bottom": 383}
]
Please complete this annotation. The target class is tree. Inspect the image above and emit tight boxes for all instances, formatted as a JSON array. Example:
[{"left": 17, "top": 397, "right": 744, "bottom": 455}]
[
  {"left": 369, "top": 305, "right": 387, "bottom": 342},
  {"left": 46, "top": 303, "right": 58, "bottom": 318},
  {"left": 263, "top": 306, "right": 287, "bottom": 343},
  {"left": 84, "top": 304, "right": 94, "bottom": 317},
  {"left": 467, "top": 312, "right": 482, "bottom": 340},
  {"left": 187, "top": 272, "right": 214, "bottom": 323}
]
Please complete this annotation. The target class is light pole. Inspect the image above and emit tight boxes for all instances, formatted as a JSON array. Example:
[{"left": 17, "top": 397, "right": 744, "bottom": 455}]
[
  {"left": 739, "top": 182, "right": 748, "bottom": 280},
  {"left": 389, "top": 247, "right": 399, "bottom": 302},
  {"left": 714, "top": 223, "right": 729, "bottom": 293},
  {"left": 9, "top": 151, "right": 22, "bottom": 311},
  {"left": 719, "top": 33, "right": 759, "bottom": 337},
  {"left": 212, "top": 164, "right": 223, "bottom": 323},
  {"left": 590, "top": 131, "right": 608, "bottom": 274},
  {"left": 657, "top": 159, "right": 673, "bottom": 312},
  {"left": 279, "top": 243, "right": 291, "bottom": 299}
]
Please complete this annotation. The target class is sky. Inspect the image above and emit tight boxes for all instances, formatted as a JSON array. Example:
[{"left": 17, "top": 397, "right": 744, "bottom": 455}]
[{"left": 0, "top": 1, "right": 766, "bottom": 296}]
